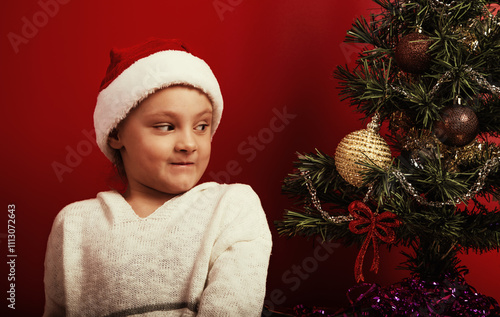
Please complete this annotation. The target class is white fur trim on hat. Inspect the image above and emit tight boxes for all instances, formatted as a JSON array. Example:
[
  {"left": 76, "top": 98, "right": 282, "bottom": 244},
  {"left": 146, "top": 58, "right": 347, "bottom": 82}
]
[{"left": 94, "top": 50, "right": 223, "bottom": 161}]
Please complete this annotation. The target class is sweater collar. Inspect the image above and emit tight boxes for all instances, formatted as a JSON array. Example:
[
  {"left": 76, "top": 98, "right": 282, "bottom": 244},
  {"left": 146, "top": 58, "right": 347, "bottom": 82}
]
[{"left": 97, "top": 182, "right": 218, "bottom": 223}]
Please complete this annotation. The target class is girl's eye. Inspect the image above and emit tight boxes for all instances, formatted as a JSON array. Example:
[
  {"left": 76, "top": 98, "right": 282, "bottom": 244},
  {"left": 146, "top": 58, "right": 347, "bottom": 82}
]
[
  {"left": 196, "top": 124, "right": 209, "bottom": 132},
  {"left": 154, "top": 124, "right": 174, "bottom": 131}
]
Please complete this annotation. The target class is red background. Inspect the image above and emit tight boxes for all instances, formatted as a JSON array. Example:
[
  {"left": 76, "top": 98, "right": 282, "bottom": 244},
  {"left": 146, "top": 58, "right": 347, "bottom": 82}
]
[{"left": 1, "top": 0, "right": 499, "bottom": 316}]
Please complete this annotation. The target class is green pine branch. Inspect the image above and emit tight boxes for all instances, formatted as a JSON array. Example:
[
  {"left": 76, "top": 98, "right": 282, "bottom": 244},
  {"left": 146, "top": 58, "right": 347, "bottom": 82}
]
[
  {"left": 276, "top": 209, "right": 365, "bottom": 246},
  {"left": 278, "top": 0, "right": 500, "bottom": 279}
]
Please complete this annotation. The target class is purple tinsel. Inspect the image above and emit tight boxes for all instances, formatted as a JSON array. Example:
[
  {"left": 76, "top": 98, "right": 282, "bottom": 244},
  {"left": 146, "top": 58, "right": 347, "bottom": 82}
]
[{"left": 293, "top": 274, "right": 500, "bottom": 316}]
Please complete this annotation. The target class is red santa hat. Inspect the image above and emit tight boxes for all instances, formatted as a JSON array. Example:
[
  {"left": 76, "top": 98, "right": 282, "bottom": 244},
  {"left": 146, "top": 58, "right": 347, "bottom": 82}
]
[{"left": 94, "top": 38, "right": 223, "bottom": 161}]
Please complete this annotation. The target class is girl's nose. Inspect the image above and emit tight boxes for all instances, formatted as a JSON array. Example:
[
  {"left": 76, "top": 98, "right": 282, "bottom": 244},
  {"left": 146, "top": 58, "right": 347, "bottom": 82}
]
[{"left": 174, "top": 130, "right": 197, "bottom": 153}]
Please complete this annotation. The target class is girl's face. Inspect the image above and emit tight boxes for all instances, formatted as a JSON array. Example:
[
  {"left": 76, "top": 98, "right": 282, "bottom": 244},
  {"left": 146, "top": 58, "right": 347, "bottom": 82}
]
[{"left": 110, "top": 85, "right": 212, "bottom": 198}]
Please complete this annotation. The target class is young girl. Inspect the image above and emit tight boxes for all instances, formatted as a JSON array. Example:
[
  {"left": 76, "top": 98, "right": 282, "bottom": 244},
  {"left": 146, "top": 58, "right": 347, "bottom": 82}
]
[{"left": 43, "top": 39, "right": 273, "bottom": 317}]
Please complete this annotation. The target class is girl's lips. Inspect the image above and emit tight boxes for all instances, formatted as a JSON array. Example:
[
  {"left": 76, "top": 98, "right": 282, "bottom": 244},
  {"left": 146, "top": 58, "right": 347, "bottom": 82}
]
[{"left": 171, "top": 162, "right": 194, "bottom": 165}]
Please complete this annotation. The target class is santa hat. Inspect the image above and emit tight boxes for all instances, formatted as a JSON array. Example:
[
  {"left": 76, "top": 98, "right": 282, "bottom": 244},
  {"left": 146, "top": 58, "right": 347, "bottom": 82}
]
[{"left": 94, "top": 38, "right": 223, "bottom": 162}]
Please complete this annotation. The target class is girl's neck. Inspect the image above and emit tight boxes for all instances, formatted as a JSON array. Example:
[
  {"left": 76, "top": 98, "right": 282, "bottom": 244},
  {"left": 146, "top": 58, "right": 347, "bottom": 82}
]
[{"left": 122, "top": 187, "right": 177, "bottom": 218}]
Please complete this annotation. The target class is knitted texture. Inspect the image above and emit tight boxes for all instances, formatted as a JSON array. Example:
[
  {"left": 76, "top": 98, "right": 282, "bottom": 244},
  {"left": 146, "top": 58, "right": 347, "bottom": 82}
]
[{"left": 43, "top": 183, "right": 272, "bottom": 317}]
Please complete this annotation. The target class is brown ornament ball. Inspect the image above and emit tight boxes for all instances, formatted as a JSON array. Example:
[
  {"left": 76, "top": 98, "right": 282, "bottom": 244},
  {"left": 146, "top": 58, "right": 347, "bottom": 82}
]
[
  {"left": 335, "top": 128, "right": 392, "bottom": 187},
  {"left": 434, "top": 106, "right": 479, "bottom": 147},
  {"left": 394, "top": 33, "right": 432, "bottom": 74}
]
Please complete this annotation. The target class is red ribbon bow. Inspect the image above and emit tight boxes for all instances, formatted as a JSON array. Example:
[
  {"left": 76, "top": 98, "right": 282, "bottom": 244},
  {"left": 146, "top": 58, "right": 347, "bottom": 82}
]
[{"left": 348, "top": 200, "right": 400, "bottom": 283}]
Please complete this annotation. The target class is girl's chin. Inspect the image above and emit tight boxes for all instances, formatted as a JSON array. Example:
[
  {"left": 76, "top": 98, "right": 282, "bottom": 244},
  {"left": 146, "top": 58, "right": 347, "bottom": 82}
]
[{"left": 157, "top": 182, "right": 200, "bottom": 195}]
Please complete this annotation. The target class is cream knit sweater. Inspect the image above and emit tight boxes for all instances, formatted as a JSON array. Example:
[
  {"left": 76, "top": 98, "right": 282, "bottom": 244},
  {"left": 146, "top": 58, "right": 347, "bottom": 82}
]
[{"left": 43, "top": 182, "right": 272, "bottom": 317}]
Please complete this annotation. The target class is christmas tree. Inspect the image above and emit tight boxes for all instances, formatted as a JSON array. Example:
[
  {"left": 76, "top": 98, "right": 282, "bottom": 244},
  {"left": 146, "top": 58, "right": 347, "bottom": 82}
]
[{"left": 276, "top": 0, "right": 500, "bottom": 315}]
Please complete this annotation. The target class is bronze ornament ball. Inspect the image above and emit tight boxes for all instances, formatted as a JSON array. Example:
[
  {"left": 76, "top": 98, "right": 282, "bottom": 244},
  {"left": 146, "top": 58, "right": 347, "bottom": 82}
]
[
  {"left": 434, "top": 106, "right": 479, "bottom": 147},
  {"left": 394, "top": 32, "right": 432, "bottom": 74}
]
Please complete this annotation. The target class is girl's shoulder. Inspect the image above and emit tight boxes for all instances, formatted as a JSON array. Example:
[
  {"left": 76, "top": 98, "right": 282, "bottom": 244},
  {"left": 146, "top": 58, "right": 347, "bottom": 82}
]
[
  {"left": 197, "top": 182, "right": 260, "bottom": 203},
  {"left": 197, "top": 182, "right": 264, "bottom": 218},
  {"left": 199, "top": 182, "right": 257, "bottom": 195},
  {"left": 53, "top": 190, "right": 120, "bottom": 224}
]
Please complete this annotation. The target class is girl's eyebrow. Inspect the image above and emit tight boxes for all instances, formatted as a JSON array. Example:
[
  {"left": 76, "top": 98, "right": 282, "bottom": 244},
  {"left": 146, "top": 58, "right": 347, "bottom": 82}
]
[
  {"left": 144, "top": 109, "right": 213, "bottom": 119},
  {"left": 196, "top": 109, "right": 213, "bottom": 117},
  {"left": 144, "top": 111, "right": 176, "bottom": 119}
]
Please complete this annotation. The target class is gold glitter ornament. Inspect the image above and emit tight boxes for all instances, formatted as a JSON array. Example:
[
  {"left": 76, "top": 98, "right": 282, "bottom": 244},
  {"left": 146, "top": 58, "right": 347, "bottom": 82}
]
[
  {"left": 389, "top": 111, "right": 412, "bottom": 135},
  {"left": 335, "top": 114, "right": 392, "bottom": 187},
  {"left": 456, "top": 25, "right": 479, "bottom": 53},
  {"left": 445, "top": 140, "right": 500, "bottom": 172}
]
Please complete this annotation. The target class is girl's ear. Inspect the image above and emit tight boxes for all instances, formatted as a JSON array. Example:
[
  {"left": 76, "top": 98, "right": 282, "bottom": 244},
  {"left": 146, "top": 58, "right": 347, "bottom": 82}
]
[{"left": 108, "top": 128, "right": 123, "bottom": 150}]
